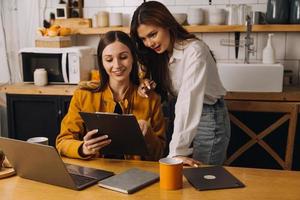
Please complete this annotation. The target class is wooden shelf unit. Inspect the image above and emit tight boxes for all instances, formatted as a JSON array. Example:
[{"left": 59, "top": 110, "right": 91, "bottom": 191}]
[{"left": 74, "top": 24, "right": 300, "bottom": 35}]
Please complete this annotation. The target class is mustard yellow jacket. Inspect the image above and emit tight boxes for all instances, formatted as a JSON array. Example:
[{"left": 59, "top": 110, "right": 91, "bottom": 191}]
[{"left": 56, "top": 83, "right": 166, "bottom": 161}]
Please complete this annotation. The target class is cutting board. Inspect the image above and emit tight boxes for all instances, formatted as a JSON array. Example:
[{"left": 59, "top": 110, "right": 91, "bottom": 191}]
[{"left": 0, "top": 168, "right": 16, "bottom": 179}]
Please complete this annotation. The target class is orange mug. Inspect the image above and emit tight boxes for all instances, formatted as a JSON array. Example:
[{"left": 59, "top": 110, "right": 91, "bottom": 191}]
[{"left": 159, "top": 157, "right": 183, "bottom": 190}]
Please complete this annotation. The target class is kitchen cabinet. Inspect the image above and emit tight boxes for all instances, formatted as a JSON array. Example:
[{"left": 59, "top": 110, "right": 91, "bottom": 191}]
[
  {"left": 6, "top": 94, "right": 72, "bottom": 146},
  {"left": 224, "top": 87, "right": 300, "bottom": 170}
]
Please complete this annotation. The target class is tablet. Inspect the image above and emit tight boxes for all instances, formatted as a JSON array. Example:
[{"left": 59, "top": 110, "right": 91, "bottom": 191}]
[
  {"left": 79, "top": 112, "right": 148, "bottom": 156},
  {"left": 183, "top": 166, "right": 245, "bottom": 191}
]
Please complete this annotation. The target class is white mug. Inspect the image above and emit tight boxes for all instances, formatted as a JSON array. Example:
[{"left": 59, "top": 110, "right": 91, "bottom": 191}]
[
  {"left": 109, "top": 12, "right": 123, "bottom": 27},
  {"left": 187, "top": 8, "right": 204, "bottom": 25},
  {"left": 27, "top": 137, "right": 49, "bottom": 145}
]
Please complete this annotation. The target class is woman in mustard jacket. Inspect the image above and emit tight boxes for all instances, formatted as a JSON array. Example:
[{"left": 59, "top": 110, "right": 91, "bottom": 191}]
[{"left": 56, "top": 31, "right": 166, "bottom": 161}]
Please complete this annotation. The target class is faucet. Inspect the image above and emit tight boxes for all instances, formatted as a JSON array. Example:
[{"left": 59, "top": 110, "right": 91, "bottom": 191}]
[{"left": 244, "top": 15, "right": 255, "bottom": 64}]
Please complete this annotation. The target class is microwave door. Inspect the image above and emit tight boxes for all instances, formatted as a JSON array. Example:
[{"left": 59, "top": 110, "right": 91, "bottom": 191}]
[
  {"left": 61, "top": 53, "right": 69, "bottom": 83},
  {"left": 21, "top": 52, "right": 65, "bottom": 83}
]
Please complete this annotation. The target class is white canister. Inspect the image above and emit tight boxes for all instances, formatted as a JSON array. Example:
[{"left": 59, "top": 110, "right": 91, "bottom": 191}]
[
  {"left": 187, "top": 8, "right": 204, "bottom": 25},
  {"left": 34, "top": 68, "right": 48, "bottom": 86},
  {"left": 97, "top": 11, "right": 109, "bottom": 27},
  {"left": 208, "top": 8, "right": 226, "bottom": 25},
  {"left": 109, "top": 12, "right": 123, "bottom": 27}
]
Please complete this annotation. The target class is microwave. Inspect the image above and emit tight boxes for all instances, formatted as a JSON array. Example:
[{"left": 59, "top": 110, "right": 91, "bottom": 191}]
[{"left": 20, "top": 46, "right": 95, "bottom": 84}]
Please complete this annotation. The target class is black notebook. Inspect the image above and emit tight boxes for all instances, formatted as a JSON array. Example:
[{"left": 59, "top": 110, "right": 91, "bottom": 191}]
[
  {"left": 98, "top": 168, "right": 159, "bottom": 194},
  {"left": 183, "top": 166, "right": 245, "bottom": 191}
]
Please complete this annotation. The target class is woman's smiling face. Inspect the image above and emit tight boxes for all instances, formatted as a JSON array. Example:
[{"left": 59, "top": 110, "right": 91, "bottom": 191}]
[{"left": 102, "top": 41, "right": 133, "bottom": 83}]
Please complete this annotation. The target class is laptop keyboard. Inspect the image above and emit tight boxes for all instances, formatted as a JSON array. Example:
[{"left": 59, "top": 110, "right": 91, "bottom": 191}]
[{"left": 69, "top": 173, "right": 97, "bottom": 186}]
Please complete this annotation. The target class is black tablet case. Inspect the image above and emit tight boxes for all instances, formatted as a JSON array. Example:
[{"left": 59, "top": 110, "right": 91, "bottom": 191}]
[
  {"left": 183, "top": 166, "right": 245, "bottom": 191},
  {"left": 79, "top": 112, "right": 148, "bottom": 156}
]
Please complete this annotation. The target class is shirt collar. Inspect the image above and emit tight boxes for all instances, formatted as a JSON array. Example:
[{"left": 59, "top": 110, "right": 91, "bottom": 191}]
[
  {"left": 169, "top": 41, "right": 184, "bottom": 64},
  {"left": 103, "top": 83, "right": 133, "bottom": 108}
]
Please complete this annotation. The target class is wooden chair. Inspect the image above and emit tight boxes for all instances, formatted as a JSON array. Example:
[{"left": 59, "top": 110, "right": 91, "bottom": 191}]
[{"left": 225, "top": 100, "right": 299, "bottom": 170}]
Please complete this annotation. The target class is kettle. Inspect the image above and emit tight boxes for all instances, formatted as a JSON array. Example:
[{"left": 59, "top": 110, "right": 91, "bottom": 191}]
[
  {"left": 266, "top": 0, "right": 290, "bottom": 24},
  {"left": 290, "top": 0, "right": 300, "bottom": 24}
]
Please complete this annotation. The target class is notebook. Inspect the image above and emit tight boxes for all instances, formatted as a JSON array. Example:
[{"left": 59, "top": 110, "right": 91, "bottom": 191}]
[
  {"left": 183, "top": 166, "right": 245, "bottom": 191},
  {"left": 98, "top": 168, "right": 159, "bottom": 194},
  {"left": 0, "top": 137, "right": 114, "bottom": 190},
  {"left": 79, "top": 112, "right": 148, "bottom": 156}
]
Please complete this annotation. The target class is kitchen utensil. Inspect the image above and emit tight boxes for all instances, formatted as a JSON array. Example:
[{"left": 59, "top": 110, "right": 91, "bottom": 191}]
[{"left": 235, "top": 32, "right": 240, "bottom": 59}]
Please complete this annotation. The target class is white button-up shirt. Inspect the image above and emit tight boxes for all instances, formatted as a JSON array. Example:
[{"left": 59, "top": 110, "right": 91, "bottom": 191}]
[{"left": 168, "top": 39, "right": 226, "bottom": 158}]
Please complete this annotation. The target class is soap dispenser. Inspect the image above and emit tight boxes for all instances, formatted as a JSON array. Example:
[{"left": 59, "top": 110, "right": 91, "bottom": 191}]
[{"left": 262, "top": 33, "right": 276, "bottom": 64}]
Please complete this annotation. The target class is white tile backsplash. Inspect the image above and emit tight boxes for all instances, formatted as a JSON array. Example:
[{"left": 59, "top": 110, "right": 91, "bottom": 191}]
[
  {"left": 176, "top": 0, "right": 208, "bottom": 6},
  {"left": 99, "top": 0, "right": 124, "bottom": 7},
  {"left": 84, "top": 0, "right": 100, "bottom": 8},
  {"left": 203, "top": 33, "right": 230, "bottom": 60},
  {"left": 212, "top": 0, "right": 230, "bottom": 5},
  {"left": 229, "top": 0, "right": 258, "bottom": 4},
  {"left": 124, "top": 0, "right": 144, "bottom": 6},
  {"left": 286, "top": 33, "right": 300, "bottom": 60},
  {"left": 154, "top": 0, "right": 176, "bottom": 5}
]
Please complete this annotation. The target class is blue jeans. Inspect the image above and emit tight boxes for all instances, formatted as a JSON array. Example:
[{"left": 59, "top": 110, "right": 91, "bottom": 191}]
[{"left": 192, "top": 98, "right": 231, "bottom": 165}]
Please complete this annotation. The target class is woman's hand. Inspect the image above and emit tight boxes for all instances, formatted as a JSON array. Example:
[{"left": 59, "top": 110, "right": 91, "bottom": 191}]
[
  {"left": 138, "top": 79, "right": 156, "bottom": 98},
  {"left": 138, "top": 119, "right": 150, "bottom": 136},
  {"left": 174, "top": 156, "right": 202, "bottom": 167},
  {"left": 82, "top": 129, "right": 111, "bottom": 156}
]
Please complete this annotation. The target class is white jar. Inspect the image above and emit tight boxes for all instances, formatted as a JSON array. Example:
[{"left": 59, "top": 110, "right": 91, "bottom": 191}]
[
  {"left": 109, "top": 12, "right": 123, "bottom": 27},
  {"left": 187, "top": 8, "right": 204, "bottom": 25},
  {"left": 208, "top": 8, "right": 226, "bottom": 25},
  {"left": 34, "top": 68, "right": 48, "bottom": 86}
]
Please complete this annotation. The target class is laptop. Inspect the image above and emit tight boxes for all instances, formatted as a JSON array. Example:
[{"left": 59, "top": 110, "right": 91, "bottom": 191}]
[
  {"left": 0, "top": 137, "right": 114, "bottom": 190},
  {"left": 183, "top": 166, "right": 245, "bottom": 191},
  {"left": 79, "top": 112, "right": 148, "bottom": 156}
]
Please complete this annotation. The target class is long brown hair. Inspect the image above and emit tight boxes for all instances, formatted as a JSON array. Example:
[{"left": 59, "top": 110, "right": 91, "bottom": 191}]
[
  {"left": 130, "top": 1, "right": 196, "bottom": 101},
  {"left": 97, "top": 31, "right": 140, "bottom": 91}
]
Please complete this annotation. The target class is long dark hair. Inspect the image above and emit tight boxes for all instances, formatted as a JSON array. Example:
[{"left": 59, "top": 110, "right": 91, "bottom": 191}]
[
  {"left": 97, "top": 31, "right": 140, "bottom": 91},
  {"left": 130, "top": 1, "right": 196, "bottom": 101}
]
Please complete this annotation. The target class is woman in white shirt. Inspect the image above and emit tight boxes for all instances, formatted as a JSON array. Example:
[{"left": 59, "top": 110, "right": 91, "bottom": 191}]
[{"left": 130, "top": 1, "right": 230, "bottom": 167}]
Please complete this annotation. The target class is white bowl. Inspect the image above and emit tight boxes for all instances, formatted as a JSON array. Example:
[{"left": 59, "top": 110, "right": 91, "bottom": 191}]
[{"left": 172, "top": 13, "right": 187, "bottom": 25}]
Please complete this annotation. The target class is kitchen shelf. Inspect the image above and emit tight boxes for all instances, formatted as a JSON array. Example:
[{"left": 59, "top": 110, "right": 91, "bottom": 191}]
[{"left": 74, "top": 25, "right": 300, "bottom": 35}]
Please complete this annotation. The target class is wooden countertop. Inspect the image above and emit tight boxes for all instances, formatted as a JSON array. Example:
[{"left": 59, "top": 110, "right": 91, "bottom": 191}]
[
  {"left": 1, "top": 83, "right": 300, "bottom": 101},
  {"left": 0, "top": 83, "right": 78, "bottom": 96},
  {"left": 0, "top": 158, "right": 300, "bottom": 200},
  {"left": 225, "top": 86, "right": 300, "bottom": 102}
]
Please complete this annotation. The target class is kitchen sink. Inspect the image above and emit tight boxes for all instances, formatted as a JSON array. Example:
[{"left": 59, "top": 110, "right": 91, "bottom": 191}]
[{"left": 217, "top": 63, "right": 284, "bottom": 92}]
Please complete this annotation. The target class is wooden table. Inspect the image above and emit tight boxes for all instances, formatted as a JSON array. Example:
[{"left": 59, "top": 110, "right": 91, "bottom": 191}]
[{"left": 0, "top": 158, "right": 300, "bottom": 200}]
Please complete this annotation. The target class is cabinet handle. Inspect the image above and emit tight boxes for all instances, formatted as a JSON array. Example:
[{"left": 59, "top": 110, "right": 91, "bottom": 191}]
[{"left": 58, "top": 110, "right": 62, "bottom": 115}]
